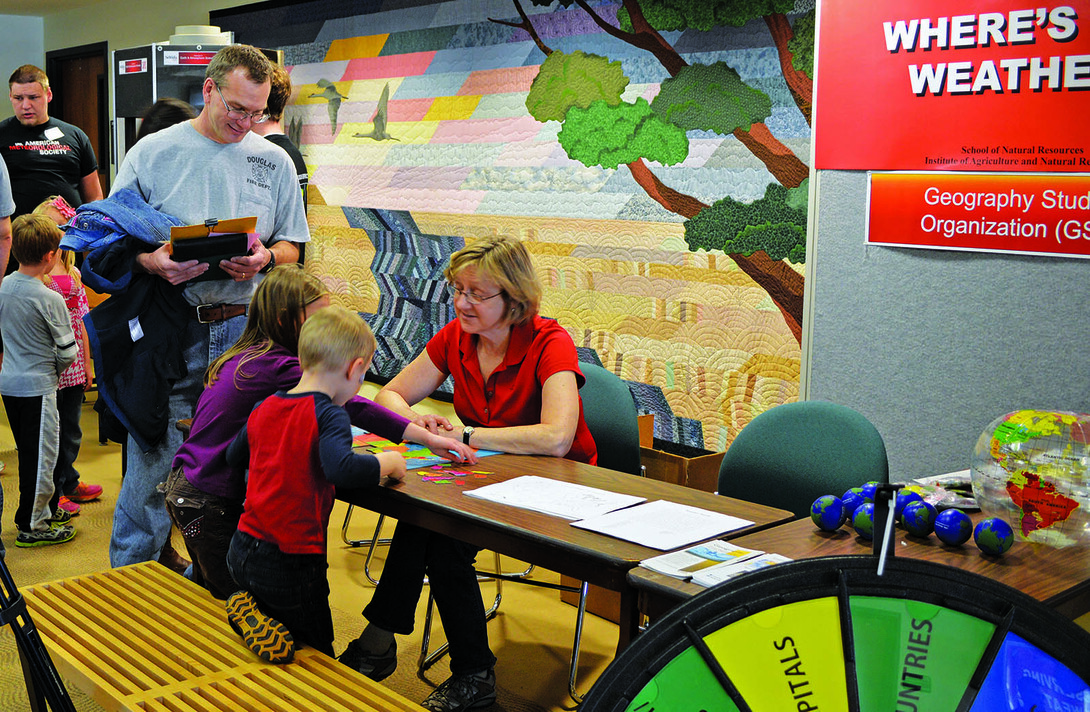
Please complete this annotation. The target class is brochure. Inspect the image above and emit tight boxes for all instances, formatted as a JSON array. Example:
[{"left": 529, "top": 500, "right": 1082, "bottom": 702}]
[
  {"left": 639, "top": 540, "right": 764, "bottom": 580},
  {"left": 690, "top": 553, "right": 793, "bottom": 588}
]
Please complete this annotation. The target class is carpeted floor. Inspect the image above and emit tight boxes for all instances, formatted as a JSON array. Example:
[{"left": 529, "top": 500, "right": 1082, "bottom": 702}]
[{"left": 0, "top": 400, "right": 620, "bottom": 711}]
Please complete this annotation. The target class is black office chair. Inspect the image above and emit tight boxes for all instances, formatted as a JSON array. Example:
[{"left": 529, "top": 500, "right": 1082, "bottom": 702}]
[{"left": 717, "top": 400, "right": 890, "bottom": 518}]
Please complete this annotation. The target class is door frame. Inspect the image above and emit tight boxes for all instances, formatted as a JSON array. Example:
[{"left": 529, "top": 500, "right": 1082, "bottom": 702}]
[{"left": 46, "top": 41, "right": 110, "bottom": 193}]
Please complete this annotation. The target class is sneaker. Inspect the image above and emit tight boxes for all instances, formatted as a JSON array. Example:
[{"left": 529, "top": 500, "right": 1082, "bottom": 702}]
[
  {"left": 225, "top": 590, "right": 295, "bottom": 664},
  {"left": 67, "top": 482, "right": 103, "bottom": 503},
  {"left": 16, "top": 523, "right": 77, "bottom": 548},
  {"left": 338, "top": 638, "right": 397, "bottom": 681},
  {"left": 421, "top": 669, "right": 496, "bottom": 712},
  {"left": 57, "top": 496, "right": 81, "bottom": 516},
  {"left": 49, "top": 508, "right": 73, "bottom": 524}
]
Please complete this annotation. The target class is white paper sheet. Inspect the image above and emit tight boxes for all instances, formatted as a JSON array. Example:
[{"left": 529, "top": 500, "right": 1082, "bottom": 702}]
[
  {"left": 462, "top": 475, "right": 646, "bottom": 520},
  {"left": 571, "top": 500, "right": 755, "bottom": 550}
]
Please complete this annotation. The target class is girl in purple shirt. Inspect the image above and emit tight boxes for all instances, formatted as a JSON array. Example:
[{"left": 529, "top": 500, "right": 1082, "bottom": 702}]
[{"left": 166, "top": 265, "right": 474, "bottom": 599}]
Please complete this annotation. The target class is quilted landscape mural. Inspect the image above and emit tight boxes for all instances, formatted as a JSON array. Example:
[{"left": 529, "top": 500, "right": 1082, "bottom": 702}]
[{"left": 217, "top": 0, "right": 813, "bottom": 451}]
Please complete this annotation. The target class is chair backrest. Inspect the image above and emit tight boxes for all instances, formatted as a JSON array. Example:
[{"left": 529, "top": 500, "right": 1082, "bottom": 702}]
[
  {"left": 717, "top": 401, "right": 889, "bottom": 518},
  {"left": 579, "top": 363, "right": 642, "bottom": 476}
]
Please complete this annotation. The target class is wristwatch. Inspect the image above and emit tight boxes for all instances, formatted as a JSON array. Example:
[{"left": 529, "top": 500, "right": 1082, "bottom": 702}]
[
  {"left": 462, "top": 426, "right": 475, "bottom": 445},
  {"left": 259, "top": 249, "right": 277, "bottom": 274}
]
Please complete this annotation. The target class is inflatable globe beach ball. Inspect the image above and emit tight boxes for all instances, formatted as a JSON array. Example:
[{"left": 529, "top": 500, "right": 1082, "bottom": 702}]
[{"left": 971, "top": 410, "right": 1090, "bottom": 549}]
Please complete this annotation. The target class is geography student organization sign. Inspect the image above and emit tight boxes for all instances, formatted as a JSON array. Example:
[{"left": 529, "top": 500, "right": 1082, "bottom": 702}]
[{"left": 814, "top": 0, "right": 1090, "bottom": 259}]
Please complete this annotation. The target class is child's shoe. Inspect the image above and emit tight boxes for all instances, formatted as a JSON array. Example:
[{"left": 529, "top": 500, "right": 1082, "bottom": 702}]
[
  {"left": 67, "top": 482, "right": 103, "bottom": 503},
  {"left": 57, "top": 496, "right": 81, "bottom": 516},
  {"left": 225, "top": 590, "right": 294, "bottom": 664},
  {"left": 49, "top": 508, "right": 73, "bottom": 524},
  {"left": 16, "top": 523, "right": 76, "bottom": 548}
]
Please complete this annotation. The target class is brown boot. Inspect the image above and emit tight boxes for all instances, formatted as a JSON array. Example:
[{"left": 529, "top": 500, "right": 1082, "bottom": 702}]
[{"left": 158, "top": 536, "right": 191, "bottom": 575}]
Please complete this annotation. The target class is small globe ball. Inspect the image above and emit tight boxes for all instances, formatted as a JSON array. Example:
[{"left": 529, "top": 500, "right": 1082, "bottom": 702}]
[
  {"left": 810, "top": 495, "right": 847, "bottom": 531},
  {"left": 974, "top": 517, "right": 1014, "bottom": 556},
  {"left": 893, "top": 490, "right": 924, "bottom": 521},
  {"left": 842, "top": 487, "right": 867, "bottom": 516},
  {"left": 934, "top": 509, "right": 973, "bottom": 546},
  {"left": 861, "top": 481, "right": 880, "bottom": 501},
  {"left": 900, "top": 500, "right": 937, "bottom": 537},
  {"left": 852, "top": 502, "right": 876, "bottom": 540}
]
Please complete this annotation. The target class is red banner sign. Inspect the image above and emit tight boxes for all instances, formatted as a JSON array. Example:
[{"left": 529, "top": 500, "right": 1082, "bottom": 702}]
[
  {"left": 868, "top": 173, "right": 1090, "bottom": 258},
  {"left": 117, "top": 59, "right": 147, "bottom": 75},
  {"left": 815, "top": 1, "right": 1090, "bottom": 171}
]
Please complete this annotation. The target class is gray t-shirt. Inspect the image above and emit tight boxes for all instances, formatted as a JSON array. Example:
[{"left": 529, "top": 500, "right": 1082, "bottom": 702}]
[
  {"left": 0, "top": 272, "right": 77, "bottom": 397},
  {"left": 0, "top": 159, "right": 14, "bottom": 217},
  {"left": 111, "top": 120, "right": 310, "bottom": 306}
]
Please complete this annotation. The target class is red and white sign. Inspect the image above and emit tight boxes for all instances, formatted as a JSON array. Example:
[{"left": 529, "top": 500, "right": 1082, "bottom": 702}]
[
  {"left": 162, "top": 51, "right": 217, "bottom": 67},
  {"left": 118, "top": 58, "right": 147, "bottom": 75},
  {"left": 815, "top": 1, "right": 1090, "bottom": 172},
  {"left": 868, "top": 173, "right": 1090, "bottom": 258}
]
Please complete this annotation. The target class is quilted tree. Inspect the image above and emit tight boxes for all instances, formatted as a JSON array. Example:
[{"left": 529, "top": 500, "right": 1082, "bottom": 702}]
[{"left": 511, "top": 0, "right": 814, "bottom": 343}]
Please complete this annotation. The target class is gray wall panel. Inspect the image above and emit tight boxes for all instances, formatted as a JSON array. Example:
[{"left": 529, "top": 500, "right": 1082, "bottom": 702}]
[{"left": 808, "top": 170, "right": 1090, "bottom": 481}]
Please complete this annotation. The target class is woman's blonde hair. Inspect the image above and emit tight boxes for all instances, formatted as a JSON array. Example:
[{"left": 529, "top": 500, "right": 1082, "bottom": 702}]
[
  {"left": 205, "top": 264, "right": 328, "bottom": 386},
  {"left": 444, "top": 235, "right": 541, "bottom": 325},
  {"left": 297, "top": 306, "right": 376, "bottom": 373}
]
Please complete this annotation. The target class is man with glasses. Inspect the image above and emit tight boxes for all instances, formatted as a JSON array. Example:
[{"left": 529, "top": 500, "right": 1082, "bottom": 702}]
[{"left": 106, "top": 45, "right": 309, "bottom": 569}]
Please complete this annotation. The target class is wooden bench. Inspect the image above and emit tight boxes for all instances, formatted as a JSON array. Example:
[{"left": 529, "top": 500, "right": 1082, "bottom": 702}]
[{"left": 23, "top": 561, "right": 419, "bottom": 711}]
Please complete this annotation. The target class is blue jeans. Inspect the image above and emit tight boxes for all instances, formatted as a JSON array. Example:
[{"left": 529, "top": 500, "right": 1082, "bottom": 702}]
[
  {"left": 363, "top": 523, "right": 496, "bottom": 675},
  {"left": 109, "top": 314, "right": 245, "bottom": 567},
  {"left": 227, "top": 530, "right": 334, "bottom": 656}
]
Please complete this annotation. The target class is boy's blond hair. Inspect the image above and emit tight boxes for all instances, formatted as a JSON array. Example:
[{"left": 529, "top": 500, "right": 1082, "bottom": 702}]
[
  {"left": 11, "top": 214, "right": 61, "bottom": 266},
  {"left": 298, "top": 306, "right": 376, "bottom": 374}
]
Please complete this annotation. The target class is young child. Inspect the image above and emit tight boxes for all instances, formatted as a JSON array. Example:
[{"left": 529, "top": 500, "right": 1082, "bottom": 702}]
[
  {"left": 224, "top": 307, "right": 418, "bottom": 663},
  {"left": 0, "top": 214, "right": 79, "bottom": 547},
  {"left": 168, "top": 266, "right": 476, "bottom": 600},
  {"left": 34, "top": 196, "right": 104, "bottom": 517}
]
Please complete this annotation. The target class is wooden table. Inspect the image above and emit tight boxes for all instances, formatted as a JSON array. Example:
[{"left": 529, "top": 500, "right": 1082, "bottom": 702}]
[
  {"left": 630, "top": 513, "right": 1090, "bottom": 622},
  {"left": 337, "top": 453, "right": 792, "bottom": 650}
]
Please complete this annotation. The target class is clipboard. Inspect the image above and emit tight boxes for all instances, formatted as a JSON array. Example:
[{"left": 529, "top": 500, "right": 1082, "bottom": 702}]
[{"left": 170, "top": 217, "right": 258, "bottom": 282}]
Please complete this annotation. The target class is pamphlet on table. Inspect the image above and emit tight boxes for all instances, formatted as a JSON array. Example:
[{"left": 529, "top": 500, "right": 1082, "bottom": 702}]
[
  {"left": 689, "top": 553, "right": 792, "bottom": 587},
  {"left": 639, "top": 540, "right": 764, "bottom": 580}
]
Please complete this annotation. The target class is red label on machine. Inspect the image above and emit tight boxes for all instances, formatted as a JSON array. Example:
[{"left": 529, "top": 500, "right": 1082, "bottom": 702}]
[{"left": 117, "top": 59, "right": 147, "bottom": 75}]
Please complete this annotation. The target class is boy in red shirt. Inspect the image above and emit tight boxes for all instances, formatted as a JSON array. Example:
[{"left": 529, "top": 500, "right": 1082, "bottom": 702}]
[{"left": 224, "top": 307, "right": 408, "bottom": 663}]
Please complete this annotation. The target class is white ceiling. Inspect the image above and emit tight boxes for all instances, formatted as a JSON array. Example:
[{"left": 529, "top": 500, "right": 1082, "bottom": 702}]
[{"left": 0, "top": 0, "right": 112, "bottom": 16}]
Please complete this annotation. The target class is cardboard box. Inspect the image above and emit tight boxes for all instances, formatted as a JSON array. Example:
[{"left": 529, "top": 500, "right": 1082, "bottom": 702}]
[{"left": 640, "top": 438, "right": 725, "bottom": 493}]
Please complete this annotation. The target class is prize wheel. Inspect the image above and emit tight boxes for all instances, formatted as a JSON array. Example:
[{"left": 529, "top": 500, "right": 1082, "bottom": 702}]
[{"left": 582, "top": 556, "right": 1090, "bottom": 712}]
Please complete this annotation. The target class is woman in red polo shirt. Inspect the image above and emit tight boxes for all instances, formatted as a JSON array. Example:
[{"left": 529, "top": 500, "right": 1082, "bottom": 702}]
[{"left": 339, "top": 235, "right": 596, "bottom": 712}]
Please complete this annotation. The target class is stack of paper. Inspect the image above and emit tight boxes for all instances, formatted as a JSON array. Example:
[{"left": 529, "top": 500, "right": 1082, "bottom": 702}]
[
  {"left": 690, "top": 553, "right": 792, "bottom": 587},
  {"left": 639, "top": 540, "right": 764, "bottom": 580},
  {"left": 463, "top": 475, "right": 646, "bottom": 520},
  {"left": 571, "top": 500, "right": 754, "bottom": 550}
]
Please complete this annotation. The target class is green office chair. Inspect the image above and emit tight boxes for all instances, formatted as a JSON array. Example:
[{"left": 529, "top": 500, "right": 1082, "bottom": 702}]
[
  {"left": 580, "top": 362, "right": 642, "bottom": 477},
  {"left": 717, "top": 400, "right": 889, "bottom": 519}
]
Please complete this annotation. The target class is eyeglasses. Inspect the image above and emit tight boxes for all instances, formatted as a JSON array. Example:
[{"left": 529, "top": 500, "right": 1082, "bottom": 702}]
[
  {"left": 214, "top": 84, "right": 269, "bottom": 124},
  {"left": 447, "top": 283, "right": 503, "bottom": 306}
]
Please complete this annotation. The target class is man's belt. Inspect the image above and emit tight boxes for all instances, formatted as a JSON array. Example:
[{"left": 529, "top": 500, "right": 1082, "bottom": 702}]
[{"left": 195, "top": 304, "right": 248, "bottom": 324}]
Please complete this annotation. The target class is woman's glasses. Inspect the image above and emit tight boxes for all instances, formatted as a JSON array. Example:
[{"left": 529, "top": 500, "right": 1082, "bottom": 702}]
[{"left": 447, "top": 284, "right": 502, "bottom": 306}]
